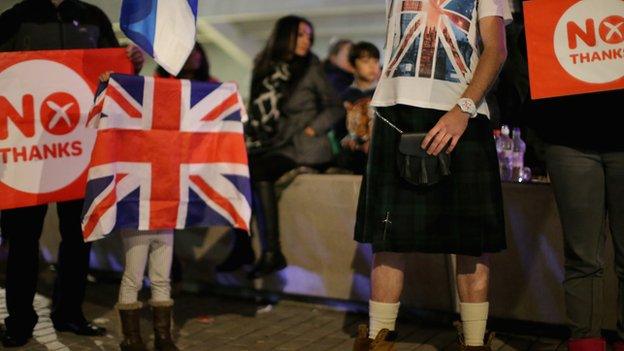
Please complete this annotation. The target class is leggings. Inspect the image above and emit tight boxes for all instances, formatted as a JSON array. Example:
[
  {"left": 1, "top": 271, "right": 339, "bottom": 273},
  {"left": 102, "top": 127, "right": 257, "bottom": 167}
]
[{"left": 118, "top": 230, "right": 174, "bottom": 304}]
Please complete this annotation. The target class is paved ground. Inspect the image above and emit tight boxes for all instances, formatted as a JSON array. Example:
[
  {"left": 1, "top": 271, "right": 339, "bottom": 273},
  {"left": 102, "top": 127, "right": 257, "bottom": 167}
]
[
  {"left": 0, "top": 263, "right": 595, "bottom": 351},
  {"left": 0, "top": 283, "right": 570, "bottom": 351}
]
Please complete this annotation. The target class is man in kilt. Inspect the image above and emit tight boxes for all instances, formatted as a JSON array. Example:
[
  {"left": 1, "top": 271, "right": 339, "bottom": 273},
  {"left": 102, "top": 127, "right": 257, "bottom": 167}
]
[{"left": 353, "top": 1, "right": 512, "bottom": 350}]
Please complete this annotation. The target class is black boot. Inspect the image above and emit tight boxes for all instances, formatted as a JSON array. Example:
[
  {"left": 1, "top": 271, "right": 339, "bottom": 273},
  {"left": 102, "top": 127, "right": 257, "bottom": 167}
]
[
  {"left": 248, "top": 181, "right": 287, "bottom": 279},
  {"left": 216, "top": 229, "right": 255, "bottom": 272},
  {"left": 248, "top": 250, "right": 287, "bottom": 279}
]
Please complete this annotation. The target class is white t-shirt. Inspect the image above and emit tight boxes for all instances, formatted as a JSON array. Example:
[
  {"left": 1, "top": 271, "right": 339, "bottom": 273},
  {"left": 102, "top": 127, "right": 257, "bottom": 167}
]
[{"left": 371, "top": 0, "right": 513, "bottom": 117}]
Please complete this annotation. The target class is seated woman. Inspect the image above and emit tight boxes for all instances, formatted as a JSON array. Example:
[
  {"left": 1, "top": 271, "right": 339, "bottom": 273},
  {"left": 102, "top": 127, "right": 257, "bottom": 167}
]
[{"left": 220, "top": 15, "right": 345, "bottom": 279}]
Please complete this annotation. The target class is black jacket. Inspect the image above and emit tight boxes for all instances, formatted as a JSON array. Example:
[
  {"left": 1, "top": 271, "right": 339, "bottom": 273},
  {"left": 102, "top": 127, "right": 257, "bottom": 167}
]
[
  {"left": 524, "top": 91, "right": 623, "bottom": 152},
  {"left": 0, "top": 0, "right": 119, "bottom": 52}
]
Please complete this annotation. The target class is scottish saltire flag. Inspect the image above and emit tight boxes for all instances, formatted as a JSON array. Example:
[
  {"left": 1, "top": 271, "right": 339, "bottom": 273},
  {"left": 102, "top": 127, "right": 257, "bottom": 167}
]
[
  {"left": 120, "top": 0, "right": 198, "bottom": 75},
  {"left": 82, "top": 74, "right": 251, "bottom": 242}
]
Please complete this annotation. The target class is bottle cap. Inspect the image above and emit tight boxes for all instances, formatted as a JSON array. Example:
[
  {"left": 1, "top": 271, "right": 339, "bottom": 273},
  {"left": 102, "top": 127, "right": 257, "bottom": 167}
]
[{"left": 501, "top": 125, "right": 510, "bottom": 135}]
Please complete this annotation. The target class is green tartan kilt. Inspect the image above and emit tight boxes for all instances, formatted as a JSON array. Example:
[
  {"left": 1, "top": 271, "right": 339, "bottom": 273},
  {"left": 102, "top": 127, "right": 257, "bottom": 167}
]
[{"left": 354, "top": 104, "right": 506, "bottom": 256}]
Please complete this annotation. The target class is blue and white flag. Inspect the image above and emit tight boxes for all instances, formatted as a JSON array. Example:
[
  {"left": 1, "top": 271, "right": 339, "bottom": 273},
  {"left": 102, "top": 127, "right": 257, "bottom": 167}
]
[{"left": 120, "top": 0, "right": 199, "bottom": 76}]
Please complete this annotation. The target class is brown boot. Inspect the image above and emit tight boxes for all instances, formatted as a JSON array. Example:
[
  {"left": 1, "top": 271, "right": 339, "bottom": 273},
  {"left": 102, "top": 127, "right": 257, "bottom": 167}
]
[
  {"left": 117, "top": 302, "right": 147, "bottom": 351},
  {"left": 151, "top": 300, "right": 179, "bottom": 351},
  {"left": 455, "top": 322, "right": 495, "bottom": 351},
  {"left": 353, "top": 325, "right": 372, "bottom": 351},
  {"left": 371, "top": 329, "right": 396, "bottom": 351}
]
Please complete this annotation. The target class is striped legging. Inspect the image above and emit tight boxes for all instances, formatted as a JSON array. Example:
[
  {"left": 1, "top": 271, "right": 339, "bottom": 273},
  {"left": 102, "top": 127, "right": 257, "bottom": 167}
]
[{"left": 118, "top": 229, "right": 174, "bottom": 305}]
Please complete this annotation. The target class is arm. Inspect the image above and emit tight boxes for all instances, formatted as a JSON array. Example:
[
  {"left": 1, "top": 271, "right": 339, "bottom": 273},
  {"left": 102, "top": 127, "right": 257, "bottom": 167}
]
[
  {"left": 305, "top": 65, "right": 346, "bottom": 136},
  {"left": 423, "top": 16, "right": 508, "bottom": 155}
]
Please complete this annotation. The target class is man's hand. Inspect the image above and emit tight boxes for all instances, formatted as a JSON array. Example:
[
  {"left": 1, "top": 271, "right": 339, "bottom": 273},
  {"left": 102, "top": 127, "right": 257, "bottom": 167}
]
[
  {"left": 304, "top": 127, "right": 316, "bottom": 137},
  {"left": 126, "top": 44, "right": 144, "bottom": 73},
  {"left": 420, "top": 15, "right": 507, "bottom": 157},
  {"left": 421, "top": 107, "right": 469, "bottom": 156}
]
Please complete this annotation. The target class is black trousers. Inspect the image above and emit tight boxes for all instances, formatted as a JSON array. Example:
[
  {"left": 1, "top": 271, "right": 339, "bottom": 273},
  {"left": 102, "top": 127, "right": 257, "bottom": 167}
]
[
  {"left": 1, "top": 199, "right": 91, "bottom": 337},
  {"left": 336, "top": 148, "right": 368, "bottom": 175}
]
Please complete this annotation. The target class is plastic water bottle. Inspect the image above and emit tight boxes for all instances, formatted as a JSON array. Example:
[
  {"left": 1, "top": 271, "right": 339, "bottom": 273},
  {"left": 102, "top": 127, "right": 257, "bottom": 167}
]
[
  {"left": 496, "top": 125, "right": 513, "bottom": 182},
  {"left": 512, "top": 127, "right": 527, "bottom": 182}
]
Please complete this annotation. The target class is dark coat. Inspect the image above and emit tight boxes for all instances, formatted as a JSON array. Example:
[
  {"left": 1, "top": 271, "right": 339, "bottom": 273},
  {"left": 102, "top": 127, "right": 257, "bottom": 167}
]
[
  {"left": 0, "top": 0, "right": 119, "bottom": 51},
  {"left": 251, "top": 56, "right": 345, "bottom": 165}
]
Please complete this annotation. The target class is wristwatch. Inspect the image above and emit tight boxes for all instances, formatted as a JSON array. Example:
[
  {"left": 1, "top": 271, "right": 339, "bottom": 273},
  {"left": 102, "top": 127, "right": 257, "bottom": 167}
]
[{"left": 457, "top": 98, "right": 478, "bottom": 118}]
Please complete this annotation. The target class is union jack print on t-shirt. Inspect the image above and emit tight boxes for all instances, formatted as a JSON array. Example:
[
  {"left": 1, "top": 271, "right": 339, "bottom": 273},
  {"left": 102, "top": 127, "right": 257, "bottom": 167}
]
[{"left": 385, "top": 0, "right": 476, "bottom": 83}]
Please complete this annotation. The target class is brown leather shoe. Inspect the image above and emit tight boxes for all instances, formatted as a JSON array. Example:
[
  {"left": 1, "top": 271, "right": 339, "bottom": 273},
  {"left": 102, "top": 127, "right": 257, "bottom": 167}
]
[
  {"left": 371, "top": 329, "right": 396, "bottom": 351},
  {"left": 353, "top": 325, "right": 372, "bottom": 351},
  {"left": 455, "top": 322, "right": 495, "bottom": 351}
]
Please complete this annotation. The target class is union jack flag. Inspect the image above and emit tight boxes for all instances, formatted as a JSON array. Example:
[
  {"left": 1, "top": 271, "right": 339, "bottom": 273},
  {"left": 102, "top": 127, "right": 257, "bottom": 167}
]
[
  {"left": 385, "top": 0, "right": 476, "bottom": 83},
  {"left": 82, "top": 74, "right": 251, "bottom": 242}
]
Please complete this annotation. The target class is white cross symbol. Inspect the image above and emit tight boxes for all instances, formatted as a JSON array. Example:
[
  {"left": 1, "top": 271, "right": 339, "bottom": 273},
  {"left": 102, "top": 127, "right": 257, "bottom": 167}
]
[
  {"left": 603, "top": 20, "right": 624, "bottom": 41},
  {"left": 46, "top": 101, "right": 74, "bottom": 129}
]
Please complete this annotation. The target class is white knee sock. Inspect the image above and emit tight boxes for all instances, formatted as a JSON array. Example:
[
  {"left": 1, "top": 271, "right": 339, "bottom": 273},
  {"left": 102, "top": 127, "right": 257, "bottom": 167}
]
[
  {"left": 369, "top": 300, "right": 400, "bottom": 339},
  {"left": 460, "top": 302, "right": 489, "bottom": 346}
]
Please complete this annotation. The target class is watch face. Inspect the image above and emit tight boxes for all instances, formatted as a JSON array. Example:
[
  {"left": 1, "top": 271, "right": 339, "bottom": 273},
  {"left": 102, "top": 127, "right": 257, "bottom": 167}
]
[{"left": 458, "top": 99, "right": 476, "bottom": 116}]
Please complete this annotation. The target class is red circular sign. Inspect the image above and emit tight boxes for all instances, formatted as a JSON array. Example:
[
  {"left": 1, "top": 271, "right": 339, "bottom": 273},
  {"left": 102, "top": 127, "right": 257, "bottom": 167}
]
[
  {"left": 40, "top": 92, "right": 81, "bottom": 135},
  {"left": 599, "top": 15, "right": 624, "bottom": 44}
]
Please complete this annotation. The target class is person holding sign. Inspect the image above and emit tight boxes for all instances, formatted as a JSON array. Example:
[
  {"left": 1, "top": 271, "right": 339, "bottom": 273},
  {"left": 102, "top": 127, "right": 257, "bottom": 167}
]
[
  {"left": 523, "top": 0, "right": 624, "bottom": 350},
  {"left": 0, "top": 0, "right": 143, "bottom": 347},
  {"left": 353, "top": 0, "right": 511, "bottom": 349},
  {"left": 531, "top": 83, "right": 624, "bottom": 351}
]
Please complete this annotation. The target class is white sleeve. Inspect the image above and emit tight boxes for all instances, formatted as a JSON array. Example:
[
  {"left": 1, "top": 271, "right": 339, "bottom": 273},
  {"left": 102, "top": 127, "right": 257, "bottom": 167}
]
[{"left": 478, "top": 0, "right": 513, "bottom": 26}]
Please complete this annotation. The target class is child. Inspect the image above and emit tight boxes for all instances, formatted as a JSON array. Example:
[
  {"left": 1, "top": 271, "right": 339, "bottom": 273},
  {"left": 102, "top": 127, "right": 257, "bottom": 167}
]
[
  {"left": 337, "top": 42, "right": 381, "bottom": 175},
  {"left": 116, "top": 229, "right": 178, "bottom": 351},
  {"left": 97, "top": 72, "right": 179, "bottom": 351}
]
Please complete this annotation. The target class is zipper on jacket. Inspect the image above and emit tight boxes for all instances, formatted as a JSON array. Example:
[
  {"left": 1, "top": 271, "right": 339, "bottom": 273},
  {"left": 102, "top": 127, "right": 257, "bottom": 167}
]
[
  {"left": 57, "top": 11, "right": 64, "bottom": 49},
  {"left": 382, "top": 212, "right": 392, "bottom": 242}
]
